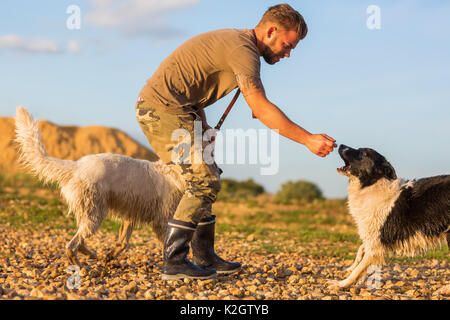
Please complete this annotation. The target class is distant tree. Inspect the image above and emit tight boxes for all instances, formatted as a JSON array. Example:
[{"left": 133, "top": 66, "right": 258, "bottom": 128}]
[
  {"left": 237, "top": 179, "right": 265, "bottom": 195},
  {"left": 218, "top": 178, "right": 265, "bottom": 201},
  {"left": 274, "top": 180, "right": 324, "bottom": 204}
]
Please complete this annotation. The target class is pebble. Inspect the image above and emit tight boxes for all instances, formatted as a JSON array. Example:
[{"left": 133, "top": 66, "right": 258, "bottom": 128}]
[
  {"left": 276, "top": 268, "right": 293, "bottom": 278},
  {"left": 123, "top": 281, "right": 138, "bottom": 294},
  {"left": 89, "top": 269, "right": 101, "bottom": 278},
  {"left": 0, "top": 192, "right": 448, "bottom": 301},
  {"left": 185, "top": 292, "right": 195, "bottom": 300},
  {"left": 30, "top": 288, "right": 44, "bottom": 298},
  {"left": 247, "top": 285, "right": 258, "bottom": 293},
  {"left": 246, "top": 234, "right": 256, "bottom": 241},
  {"left": 229, "top": 287, "right": 243, "bottom": 297}
]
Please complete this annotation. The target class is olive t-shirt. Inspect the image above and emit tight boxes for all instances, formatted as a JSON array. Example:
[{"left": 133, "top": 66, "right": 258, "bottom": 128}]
[{"left": 140, "top": 28, "right": 261, "bottom": 110}]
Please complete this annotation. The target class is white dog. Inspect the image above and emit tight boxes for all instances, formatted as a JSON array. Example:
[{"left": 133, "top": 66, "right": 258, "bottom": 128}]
[{"left": 15, "top": 106, "right": 185, "bottom": 266}]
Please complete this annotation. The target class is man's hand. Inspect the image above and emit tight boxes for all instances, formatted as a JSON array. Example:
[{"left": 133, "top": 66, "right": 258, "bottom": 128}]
[{"left": 305, "top": 134, "right": 337, "bottom": 157}]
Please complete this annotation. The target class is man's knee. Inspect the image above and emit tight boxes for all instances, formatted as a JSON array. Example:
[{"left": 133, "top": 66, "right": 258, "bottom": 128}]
[
  {"left": 189, "top": 175, "right": 221, "bottom": 202},
  {"left": 178, "top": 162, "right": 221, "bottom": 199},
  {"left": 210, "top": 177, "right": 221, "bottom": 200},
  {"left": 172, "top": 175, "right": 220, "bottom": 224}
]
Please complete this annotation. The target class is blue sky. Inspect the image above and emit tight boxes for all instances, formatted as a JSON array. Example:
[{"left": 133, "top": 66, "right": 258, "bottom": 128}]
[{"left": 1, "top": 0, "right": 449, "bottom": 198}]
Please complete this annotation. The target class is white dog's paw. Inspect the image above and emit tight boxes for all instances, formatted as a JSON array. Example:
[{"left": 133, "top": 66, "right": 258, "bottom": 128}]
[{"left": 327, "top": 279, "right": 346, "bottom": 291}]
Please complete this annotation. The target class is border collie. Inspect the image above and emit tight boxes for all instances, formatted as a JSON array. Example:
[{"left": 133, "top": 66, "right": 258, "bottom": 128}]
[{"left": 328, "top": 144, "right": 449, "bottom": 292}]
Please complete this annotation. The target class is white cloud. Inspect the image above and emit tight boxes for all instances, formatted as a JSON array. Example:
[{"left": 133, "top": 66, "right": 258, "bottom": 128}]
[
  {"left": 0, "top": 35, "right": 82, "bottom": 54},
  {"left": 0, "top": 0, "right": 198, "bottom": 54},
  {"left": 0, "top": 34, "right": 61, "bottom": 53},
  {"left": 85, "top": 0, "right": 199, "bottom": 36},
  {"left": 67, "top": 39, "right": 81, "bottom": 53}
]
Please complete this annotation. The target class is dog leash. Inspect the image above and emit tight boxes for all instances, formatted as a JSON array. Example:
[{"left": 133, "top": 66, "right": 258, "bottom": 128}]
[{"left": 214, "top": 88, "right": 241, "bottom": 131}]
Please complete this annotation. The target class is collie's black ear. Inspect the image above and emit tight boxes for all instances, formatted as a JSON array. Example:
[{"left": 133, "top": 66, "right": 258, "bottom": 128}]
[{"left": 384, "top": 162, "right": 397, "bottom": 180}]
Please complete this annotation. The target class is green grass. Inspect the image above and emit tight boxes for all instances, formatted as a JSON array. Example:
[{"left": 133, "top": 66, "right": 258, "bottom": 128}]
[
  {"left": 0, "top": 206, "right": 71, "bottom": 231},
  {"left": 1, "top": 171, "right": 448, "bottom": 262},
  {"left": 216, "top": 222, "right": 270, "bottom": 237},
  {"left": 254, "top": 243, "right": 284, "bottom": 254},
  {"left": 294, "top": 228, "right": 360, "bottom": 243},
  {"left": 100, "top": 218, "right": 122, "bottom": 233},
  {"left": 277, "top": 209, "right": 318, "bottom": 222},
  {"left": 387, "top": 245, "right": 449, "bottom": 263},
  {"left": 242, "top": 211, "right": 272, "bottom": 223},
  {"left": 0, "top": 171, "right": 58, "bottom": 190}
]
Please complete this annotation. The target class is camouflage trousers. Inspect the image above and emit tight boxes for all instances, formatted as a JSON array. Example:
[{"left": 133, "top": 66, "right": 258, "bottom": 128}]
[{"left": 135, "top": 99, "right": 221, "bottom": 225}]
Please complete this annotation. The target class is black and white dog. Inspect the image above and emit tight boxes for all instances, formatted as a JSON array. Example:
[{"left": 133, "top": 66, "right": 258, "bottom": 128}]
[{"left": 328, "top": 144, "right": 450, "bottom": 291}]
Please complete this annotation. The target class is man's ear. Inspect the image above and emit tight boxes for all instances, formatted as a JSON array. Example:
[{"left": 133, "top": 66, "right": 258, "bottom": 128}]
[{"left": 267, "top": 26, "right": 277, "bottom": 39}]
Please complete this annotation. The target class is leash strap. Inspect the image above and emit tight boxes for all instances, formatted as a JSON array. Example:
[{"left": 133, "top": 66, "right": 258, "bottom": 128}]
[{"left": 214, "top": 88, "right": 241, "bottom": 130}]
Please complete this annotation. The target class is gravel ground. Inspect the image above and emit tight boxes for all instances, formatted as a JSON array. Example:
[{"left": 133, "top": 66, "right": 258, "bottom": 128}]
[
  {"left": 0, "top": 224, "right": 448, "bottom": 300},
  {"left": 0, "top": 182, "right": 448, "bottom": 300}
]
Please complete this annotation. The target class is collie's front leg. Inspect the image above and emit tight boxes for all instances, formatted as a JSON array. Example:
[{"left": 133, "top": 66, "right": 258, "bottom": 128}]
[
  {"left": 345, "top": 244, "right": 364, "bottom": 274},
  {"left": 328, "top": 253, "right": 377, "bottom": 290}
]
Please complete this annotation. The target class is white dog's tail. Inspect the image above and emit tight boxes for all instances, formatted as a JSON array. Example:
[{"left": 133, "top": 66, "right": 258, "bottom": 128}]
[{"left": 15, "top": 106, "right": 75, "bottom": 185}]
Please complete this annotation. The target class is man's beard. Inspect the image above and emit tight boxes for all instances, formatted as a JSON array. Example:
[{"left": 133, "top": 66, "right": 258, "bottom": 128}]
[{"left": 260, "top": 43, "right": 278, "bottom": 65}]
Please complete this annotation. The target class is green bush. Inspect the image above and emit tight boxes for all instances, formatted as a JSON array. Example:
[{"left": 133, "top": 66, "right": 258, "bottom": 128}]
[
  {"left": 274, "top": 180, "right": 323, "bottom": 204},
  {"left": 0, "top": 171, "right": 58, "bottom": 190},
  {"left": 218, "top": 178, "right": 265, "bottom": 201}
]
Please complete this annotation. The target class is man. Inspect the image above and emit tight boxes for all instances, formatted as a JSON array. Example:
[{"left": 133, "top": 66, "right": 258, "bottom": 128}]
[{"left": 136, "top": 4, "right": 336, "bottom": 280}]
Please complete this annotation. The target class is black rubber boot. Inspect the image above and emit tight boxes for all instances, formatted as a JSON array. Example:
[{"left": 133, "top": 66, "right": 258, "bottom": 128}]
[
  {"left": 161, "top": 219, "right": 217, "bottom": 280},
  {"left": 191, "top": 215, "right": 242, "bottom": 274}
]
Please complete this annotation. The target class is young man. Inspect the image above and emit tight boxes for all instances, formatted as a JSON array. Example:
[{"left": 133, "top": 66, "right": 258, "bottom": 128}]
[{"left": 136, "top": 4, "right": 336, "bottom": 280}]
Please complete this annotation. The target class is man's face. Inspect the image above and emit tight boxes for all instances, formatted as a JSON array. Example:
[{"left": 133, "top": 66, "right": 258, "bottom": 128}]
[{"left": 261, "top": 27, "right": 300, "bottom": 65}]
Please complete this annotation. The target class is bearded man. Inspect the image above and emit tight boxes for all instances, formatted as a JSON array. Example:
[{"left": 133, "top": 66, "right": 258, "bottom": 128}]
[{"left": 136, "top": 3, "right": 336, "bottom": 280}]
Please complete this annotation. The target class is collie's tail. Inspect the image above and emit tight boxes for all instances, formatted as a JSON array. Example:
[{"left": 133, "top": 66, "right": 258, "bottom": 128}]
[{"left": 14, "top": 106, "right": 75, "bottom": 185}]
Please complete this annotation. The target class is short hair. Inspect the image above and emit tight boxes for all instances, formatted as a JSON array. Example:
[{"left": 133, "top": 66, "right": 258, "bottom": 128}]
[{"left": 258, "top": 3, "right": 308, "bottom": 40}]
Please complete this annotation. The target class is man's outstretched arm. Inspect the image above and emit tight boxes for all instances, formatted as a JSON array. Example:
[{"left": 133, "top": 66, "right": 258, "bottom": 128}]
[{"left": 236, "top": 75, "right": 336, "bottom": 158}]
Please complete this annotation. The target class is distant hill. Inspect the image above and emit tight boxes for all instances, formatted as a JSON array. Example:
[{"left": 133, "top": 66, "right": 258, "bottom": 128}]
[{"left": 0, "top": 116, "right": 159, "bottom": 172}]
